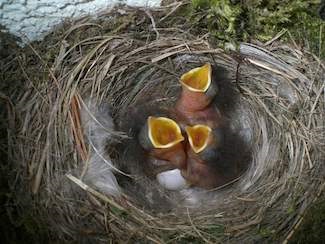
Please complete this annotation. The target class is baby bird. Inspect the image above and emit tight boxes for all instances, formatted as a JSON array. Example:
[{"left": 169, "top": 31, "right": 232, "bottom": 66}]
[
  {"left": 181, "top": 124, "right": 226, "bottom": 189},
  {"left": 170, "top": 63, "right": 227, "bottom": 189},
  {"left": 173, "top": 63, "right": 221, "bottom": 128},
  {"left": 138, "top": 116, "right": 188, "bottom": 190}
]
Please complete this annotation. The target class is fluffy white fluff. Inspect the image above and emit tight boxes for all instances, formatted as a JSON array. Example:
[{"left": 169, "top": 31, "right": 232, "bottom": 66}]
[
  {"left": 80, "top": 98, "right": 121, "bottom": 197},
  {"left": 156, "top": 169, "right": 188, "bottom": 191}
]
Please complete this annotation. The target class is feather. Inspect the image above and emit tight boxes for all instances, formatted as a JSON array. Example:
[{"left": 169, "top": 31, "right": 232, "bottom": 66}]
[{"left": 80, "top": 98, "right": 122, "bottom": 197}]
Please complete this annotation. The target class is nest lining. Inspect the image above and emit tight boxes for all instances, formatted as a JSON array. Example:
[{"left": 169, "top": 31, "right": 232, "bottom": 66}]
[{"left": 8, "top": 4, "right": 325, "bottom": 243}]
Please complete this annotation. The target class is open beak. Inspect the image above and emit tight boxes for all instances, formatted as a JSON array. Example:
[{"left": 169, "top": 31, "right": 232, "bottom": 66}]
[
  {"left": 139, "top": 116, "right": 186, "bottom": 170},
  {"left": 185, "top": 124, "right": 212, "bottom": 153},
  {"left": 180, "top": 63, "right": 212, "bottom": 93},
  {"left": 147, "top": 116, "right": 184, "bottom": 148},
  {"left": 176, "top": 63, "right": 217, "bottom": 113}
]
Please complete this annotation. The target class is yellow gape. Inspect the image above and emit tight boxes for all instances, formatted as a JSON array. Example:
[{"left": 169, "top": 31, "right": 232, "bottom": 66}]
[
  {"left": 185, "top": 125, "right": 212, "bottom": 153},
  {"left": 148, "top": 116, "right": 184, "bottom": 149},
  {"left": 180, "top": 63, "right": 212, "bottom": 92}
]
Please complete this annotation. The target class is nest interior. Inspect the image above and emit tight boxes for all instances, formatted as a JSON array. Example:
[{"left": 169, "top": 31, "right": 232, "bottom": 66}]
[{"left": 5, "top": 3, "right": 325, "bottom": 243}]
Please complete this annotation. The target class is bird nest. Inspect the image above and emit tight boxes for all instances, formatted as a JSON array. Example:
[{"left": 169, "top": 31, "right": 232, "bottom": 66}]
[{"left": 8, "top": 3, "right": 325, "bottom": 243}]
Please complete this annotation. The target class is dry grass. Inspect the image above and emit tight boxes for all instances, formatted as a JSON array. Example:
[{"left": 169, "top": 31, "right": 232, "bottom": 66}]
[{"left": 5, "top": 3, "right": 325, "bottom": 243}]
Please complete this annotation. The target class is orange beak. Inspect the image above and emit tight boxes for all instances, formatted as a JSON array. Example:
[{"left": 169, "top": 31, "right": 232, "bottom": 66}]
[
  {"left": 180, "top": 63, "right": 212, "bottom": 93},
  {"left": 138, "top": 116, "right": 186, "bottom": 169},
  {"left": 176, "top": 63, "right": 217, "bottom": 112},
  {"left": 147, "top": 116, "right": 184, "bottom": 148},
  {"left": 185, "top": 124, "right": 212, "bottom": 154},
  {"left": 185, "top": 125, "right": 223, "bottom": 162}
]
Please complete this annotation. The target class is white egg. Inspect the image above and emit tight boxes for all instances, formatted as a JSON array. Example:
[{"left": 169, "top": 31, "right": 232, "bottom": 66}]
[{"left": 156, "top": 169, "right": 188, "bottom": 191}]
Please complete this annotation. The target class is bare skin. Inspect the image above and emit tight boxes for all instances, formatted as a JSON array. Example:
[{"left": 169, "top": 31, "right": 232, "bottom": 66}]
[
  {"left": 141, "top": 142, "right": 187, "bottom": 178},
  {"left": 173, "top": 86, "right": 223, "bottom": 129},
  {"left": 149, "top": 143, "right": 187, "bottom": 170},
  {"left": 180, "top": 144, "right": 228, "bottom": 189}
]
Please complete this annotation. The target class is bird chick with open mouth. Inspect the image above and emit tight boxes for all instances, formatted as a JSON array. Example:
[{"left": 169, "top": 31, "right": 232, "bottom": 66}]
[
  {"left": 182, "top": 124, "right": 227, "bottom": 189},
  {"left": 173, "top": 63, "right": 222, "bottom": 129},
  {"left": 138, "top": 116, "right": 188, "bottom": 190}
]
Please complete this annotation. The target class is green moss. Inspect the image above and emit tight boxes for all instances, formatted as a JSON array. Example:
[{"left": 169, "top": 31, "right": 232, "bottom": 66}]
[
  {"left": 190, "top": 0, "right": 243, "bottom": 47},
  {"left": 189, "top": 0, "right": 324, "bottom": 57},
  {"left": 258, "top": 226, "right": 275, "bottom": 238},
  {"left": 171, "top": 235, "right": 203, "bottom": 244},
  {"left": 206, "top": 224, "right": 225, "bottom": 237},
  {"left": 163, "top": 224, "right": 224, "bottom": 243},
  {"left": 289, "top": 197, "right": 325, "bottom": 244},
  {"left": 110, "top": 205, "right": 128, "bottom": 218}
]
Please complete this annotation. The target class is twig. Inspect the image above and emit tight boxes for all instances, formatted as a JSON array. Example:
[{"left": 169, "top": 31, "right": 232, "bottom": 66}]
[
  {"left": 66, "top": 173, "right": 125, "bottom": 211},
  {"left": 159, "top": 1, "right": 184, "bottom": 22},
  {"left": 264, "top": 29, "right": 287, "bottom": 46},
  {"left": 27, "top": 43, "right": 63, "bottom": 95},
  {"left": 247, "top": 58, "right": 295, "bottom": 80},
  {"left": 145, "top": 9, "right": 160, "bottom": 40},
  {"left": 151, "top": 48, "right": 187, "bottom": 63},
  {"left": 69, "top": 93, "right": 88, "bottom": 162},
  {"left": 186, "top": 208, "right": 213, "bottom": 244}
]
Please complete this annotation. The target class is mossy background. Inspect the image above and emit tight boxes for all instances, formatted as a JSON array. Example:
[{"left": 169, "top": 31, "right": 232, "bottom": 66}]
[
  {"left": 1, "top": 0, "right": 324, "bottom": 243},
  {"left": 189, "top": 0, "right": 324, "bottom": 57}
]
